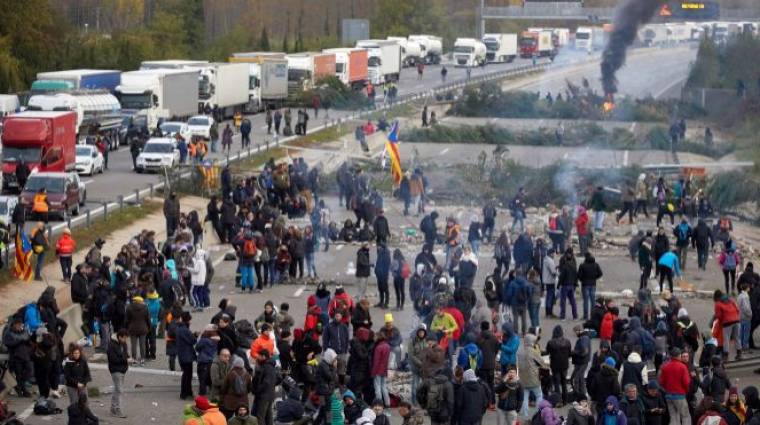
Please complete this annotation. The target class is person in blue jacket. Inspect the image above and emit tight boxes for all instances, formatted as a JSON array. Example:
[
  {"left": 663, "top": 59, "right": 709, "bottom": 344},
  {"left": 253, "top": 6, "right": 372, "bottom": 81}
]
[
  {"left": 457, "top": 341, "right": 483, "bottom": 372},
  {"left": 499, "top": 322, "right": 520, "bottom": 375},
  {"left": 176, "top": 311, "right": 197, "bottom": 400},
  {"left": 657, "top": 249, "right": 681, "bottom": 293}
]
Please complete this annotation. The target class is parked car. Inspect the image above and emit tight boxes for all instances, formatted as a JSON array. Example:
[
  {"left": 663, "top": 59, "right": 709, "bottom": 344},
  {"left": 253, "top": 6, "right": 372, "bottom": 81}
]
[
  {"left": 20, "top": 172, "right": 85, "bottom": 220},
  {"left": 186, "top": 115, "right": 214, "bottom": 139},
  {"left": 0, "top": 195, "right": 18, "bottom": 235},
  {"left": 75, "top": 145, "right": 104, "bottom": 176},
  {"left": 135, "top": 138, "right": 180, "bottom": 173},
  {"left": 159, "top": 121, "right": 192, "bottom": 143}
]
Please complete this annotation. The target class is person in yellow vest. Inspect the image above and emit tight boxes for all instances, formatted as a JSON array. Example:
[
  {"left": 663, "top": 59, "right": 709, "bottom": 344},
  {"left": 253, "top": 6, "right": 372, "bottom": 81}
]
[
  {"left": 188, "top": 140, "right": 198, "bottom": 164},
  {"left": 233, "top": 112, "right": 243, "bottom": 133},
  {"left": 32, "top": 188, "right": 49, "bottom": 223}
]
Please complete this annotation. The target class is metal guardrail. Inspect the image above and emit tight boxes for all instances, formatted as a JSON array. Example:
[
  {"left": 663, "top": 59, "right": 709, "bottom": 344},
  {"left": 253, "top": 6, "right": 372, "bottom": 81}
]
[{"left": 484, "top": 5, "right": 614, "bottom": 19}]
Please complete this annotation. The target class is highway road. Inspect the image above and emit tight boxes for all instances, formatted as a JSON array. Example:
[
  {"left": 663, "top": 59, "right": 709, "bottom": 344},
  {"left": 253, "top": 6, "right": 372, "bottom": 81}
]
[{"left": 32, "top": 45, "right": 697, "bottom": 232}]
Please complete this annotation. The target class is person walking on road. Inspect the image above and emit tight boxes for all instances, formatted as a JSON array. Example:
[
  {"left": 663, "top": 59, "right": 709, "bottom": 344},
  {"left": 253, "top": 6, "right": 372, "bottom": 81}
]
[
  {"left": 163, "top": 191, "right": 180, "bottom": 237},
  {"left": 107, "top": 329, "right": 129, "bottom": 418},
  {"left": 31, "top": 222, "right": 48, "bottom": 281},
  {"left": 673, "top": 216, "right": 693, "bottom": 271},
  {"left": 356, "top": 242, "right": 372, "bottom": 300},
  {"left": 440, "top": 66, "right": 448, "bottom": 83},
  {"left": 265, "top": 109, "right": 273, "bottom": 135},
  {"left": 222, "top": 123, "right": 234, "bottom": 153},
  {"left": 274, "top": 109, "right": 282, "bottom": 135},
  {"left": 55, "top": 228, "right": 76, "bottom": 282},
  {"left": 177, "top": 311, "right": 197, "bottom": 400}
]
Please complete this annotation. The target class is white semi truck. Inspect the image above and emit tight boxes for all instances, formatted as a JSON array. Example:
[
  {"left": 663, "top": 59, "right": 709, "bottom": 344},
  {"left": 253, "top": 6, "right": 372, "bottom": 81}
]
[
  {"left": 453, "top": 38, "right": 487, "bottom": 67},
  {"left": 185, "top": 63, "right": 249, "bottom": 118},
  {"left": 575, "top": 27, "right": 606, "bottom": 52},
  {"left": 482, "top": 33, "right": 518, "bottom": 63},
  {"left": 386, "top": 37, "right": 423, "bottom": 67},
  {"left": 355, "top": 40, "right": 402, "bottom": 85},
  {"left": 408, "top": 35, "right": 443, "bottom": 64},
  {"left": 115, "top": 69, "right": 199, "bottom": 130},
  {"left": 229, "top": 53, "right": 289, "bottom": 112}
]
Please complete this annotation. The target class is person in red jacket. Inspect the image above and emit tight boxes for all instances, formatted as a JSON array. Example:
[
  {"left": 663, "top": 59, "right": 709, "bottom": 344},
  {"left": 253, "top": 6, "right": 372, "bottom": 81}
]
[
  {"left": 328, "top": 286, "right": 354, "bottom": 325},
  {"left": 714, "top": 289, "right": 742, "bottom": 361},
  {"left": 442, "top": 305, "right": 465, "bottom": 342},
  {"left": 55, "top": 228, "right": 77, "bottom": 282},
  {"left": 600, "top": 306, "right": 618, "bottom": 342},
  {"left": 658, "top": 347, "right": 691, "bottom": 425},
  {"left": 371, "top": 332, "right": 391, "bottom": 408},
  {"left": 575, "top": 207, "right": 591, "bottom": 255}
]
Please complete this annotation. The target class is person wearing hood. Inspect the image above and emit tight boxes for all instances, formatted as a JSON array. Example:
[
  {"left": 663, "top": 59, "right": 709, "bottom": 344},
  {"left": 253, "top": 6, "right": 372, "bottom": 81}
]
[
  {"left": 317, "top": 348, "right": 339, "bottom": 413},
  {"left": 348, "top": 327, "right": 373, "bottom": 402},
  {"left": 455, "top": 369, "right": 489, "bottom": 425},
  {"left": 653, "top": 226, "right": 670, "bottom": 276},
  {"left": 106, "top": 329, "right": 129, "bottom": 418},
  {"left": 355, "top": 408, "right": 376, "bottom": 425},
  {"left": 719, "top": 244, "right": 741, "bottom": 295},
  {"left": 255, "top": 300, "right": 280, "bottom": 333},
  {"left": 577, "top": 251, "right": 603, "bottom": 321},
  {"left": 420, "top": 211, "right": 439, "bottom": 246},
  {"left": 638, "top": 237, "right": 653, "bottom": 289},
  {"left": 250, "top": 323, "right": 275, "bottom": 362},
  {"left": 467, "top": 215, "right": 483, "bottom": 257},
  {"left": 673, "top": 307, "right": 700, "bottom": 355},
  {"left": 537, "top": 398, "right": 562, "bottom": 425},
  {"left": 407, "top": 324, "right": 428, "bottom": 405},
  {"left": 519, "top": 332, "right": 547, "bottom": 417},
  {"left": 694, "top": 219, "right": 714, "bottom": 271},
  {"left": 476, "top": 321, "right": 499, "bottom": 407},
  {"left": 714, "top": 289, "right": 742, "bottom": 361},
  {"left": 356, "top": 243, "right": 373, "bottom": 300},
  {"left": 252, "top": 349, "right": 277, "bottom": 425},
  {"left": 209, "top": 348, "right": 231, "bottom": 405},
  {"left": 570, "top": 325, "right": 591, "bottom": 400},
  {"left": 126, "top": 295, "right": 150, "bottom": 366},
  {"left": 195, "top": 325, "right": 219, "bottom": 397},
  {"left": 457, "top": 340, "right": 483, "bottom": 372},
  {"left": 499, "top": 322, "right": 520, "bottom": 375},
  {"left": 343, "top": 390, "right": 369, "bottom": 424},
  {"left": 640, "top": 380, "right": 667, "bottom": 425},
  {"left": 513, "top": 228, "right": 533, "bottom": 273},
  {"left": 227, "top": 405, "right": 258, "bottom": 425},
  {"left": 620, "top": 350, "right": 649, "bottom": 393},
  {"left": 600, "top": 395, "right": 627, "bottom": 425},
  {"left": 64, "top": 343, "right": 92, "bottom": 406},
  {"left": 145, "top": 289, "right": 161, "bottom": 360},
  {"left": 705, "top": 355, "right": 731, "bottom": 404},
  {"left": 351, "top": 298, "right": 373, "bottom": 335},
  {"left": 590, "top": 357, "right": 622, "bottom": 415},
  {"left": 546, "top": 324, "right": 571, "bottom": 405},
  {"left": 558, "top": 248, "right": 579, "bottom": 320}
]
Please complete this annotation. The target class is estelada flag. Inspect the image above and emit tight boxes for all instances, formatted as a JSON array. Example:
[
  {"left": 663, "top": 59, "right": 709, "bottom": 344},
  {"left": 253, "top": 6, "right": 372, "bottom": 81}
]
[
  {"left": 14, "top": 231, "right": 33, "bottom": 282},
  {"left": 385, "top": 120, "right": 403, "bottom": 186}
]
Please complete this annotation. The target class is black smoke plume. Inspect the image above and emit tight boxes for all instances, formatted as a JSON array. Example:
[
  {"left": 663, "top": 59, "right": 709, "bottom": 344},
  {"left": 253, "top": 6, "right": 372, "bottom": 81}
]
[{"left": 601, "top": 0, "right": 664, "bottom": 96}]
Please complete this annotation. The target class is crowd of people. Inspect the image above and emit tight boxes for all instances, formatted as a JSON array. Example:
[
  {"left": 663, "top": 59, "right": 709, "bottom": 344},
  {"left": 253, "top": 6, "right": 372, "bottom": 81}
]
[{"left": 5, "top": 145, "right": 760, "bottom": 425}]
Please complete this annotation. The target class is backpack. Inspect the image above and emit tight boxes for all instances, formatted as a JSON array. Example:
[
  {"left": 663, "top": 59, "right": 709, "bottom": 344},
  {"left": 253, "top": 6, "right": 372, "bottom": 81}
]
[
  {"left": 401, "top": 261, "right": 411, "bottom": 279},
  {"left": 530, "top": 408, "right": 544, "bottom": 425},
  {"left": 421, "top": 380, "right": 446, "bottom": 413},
  {"left": 677, "top": 224, "right": 689, "bottom": 242},
  {"left": 243, "top": 239, "right": 257, "bottom": 257},
  {"left": 514, "top": 284, "right": 528, "bottom": 307},
  {"left": 640, "top": 331, "right": 655, "bottom": 357},
  {"left": 232, "top": 372, "right": 247, "bottom": 396},
  {"left": 172, "top": 280, "right": 187, "bottom": 306},
  {"left": 33, "top": 398, "right": 61, "bottom": 415},
  {"left": 724, "top": 252, "right": 737, "bottom": 269}
]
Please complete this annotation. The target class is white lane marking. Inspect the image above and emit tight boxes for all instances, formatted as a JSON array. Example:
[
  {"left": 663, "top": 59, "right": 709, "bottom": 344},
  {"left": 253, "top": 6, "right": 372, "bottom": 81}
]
[
  {"left": 336, "top": 245, "right": 343, "bottom": 251},
  {"left": 629, "top": 122, "right": 637, "bottom": 133},
  {"left": 654, "top": 76, "right": 688, "bottom": 99},
  {"left": 440, "top": 148, "right": 450, "bottom": 155},
  {"left": 82, "top": 179, "right": 94, "bottom": 185},
  {"left": 294, "top": 286, "right": 305, "bottom": 297},
  {"left": 17, "top": 405, "right": 34, "bottom": 420},
  {"left": 623, "top": 150, "right": 629, "bottom": 167}
]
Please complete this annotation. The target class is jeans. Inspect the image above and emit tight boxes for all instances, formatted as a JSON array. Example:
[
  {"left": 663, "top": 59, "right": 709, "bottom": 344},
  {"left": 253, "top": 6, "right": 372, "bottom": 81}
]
[
  {"left": 411, "top": 373, "right": 421, "bottom": 405},
  {"left": 130, "top": 334, "right": 146, "bottom": 362},
  {"left": 559, "top": 286, "right": 577, "bottom": 320},
  {"left": 512, "top": 307, "right": 528, "bottom": 336},
  {"left": 521, "top": 386, "right": 543, "bottom": 417},
  {"left": 593, "top": 211, "right": 605, "bottom": 231},
  {"left": 35, "top": 251, "right": 45, "bottom": 279},
  {"left": 581, "top": 286, "right": 596, "bottom": 320},
  {"left": 111, "top": 372, "right": 124, "bottom": 411},
  {"left": 551, "top": 368, "right": 568, "bottom": 403},
  {"left": 528, "top": 302, "right": 540, "bottom": 329},
  {"left": 741, "top": 320, "right": 752, "bottom": 350},
  {"left": 240, "top": 265, "right": 255, "bottom": 290},
  {"left": 60, "top": 256, "right": 72, "bottom": 280},
  {"left": 511, "top": 211, "right": 525, "bottom": 232},
  {"left": 99, "top": 321, "right": 111, "bottom": 352},
  {"left": 393, "top": 276, "right": 405, "bottom": 308},
  {"left": 634, "top": 199, "right": 649, "bottom": 217},
  {"left": 180, "top": 362, "right": 194, "bottom": 398},
  {"left": 640, "top": 265, "right": 652, "bottom": 289},
  {"left": 697, "top": 246, "right": 708, "bottom": 270},
  {"left": 666, "top": 398, "right": 691, "bottom": 425},
  {"left": 571, "top": 363, "right": 588, "bottom": 398},
  {"left": 578, "top": 234, "right": 590, "bottom": 255},
  {"left": 147, "top": 325, "right": 157, "bottom": 358},
  {"left": 724, "top": 269, "right": 737, "bottom": 293},
  {"left": 306, "top": 252, "right": 317, "bottom": 277},
  {"left": 410, "top": 195, "right": 421, "bottom": 216},
  {"left": 658, "top": 265, "right": 674, "bottom": 293},
  {"left": 469, "top": 239, "right": 480, "bottom": 257},
  {"left": 723, "top": 322, "right": 740, "bottom": 354},
  {"left": 356, "top": 277, "right": 368, "bottom": 299},
  {"left": 545, "top": 284, "right": 556, "bottom": 316},
  {"left": 192, "top": 285, "right": 205, "bottom": 307},
  {"left": 677, "top": 245, "right": 689, "bottom": 271},
  {"left": 373, "top": 375, "right": 390, "bottom": 407}
]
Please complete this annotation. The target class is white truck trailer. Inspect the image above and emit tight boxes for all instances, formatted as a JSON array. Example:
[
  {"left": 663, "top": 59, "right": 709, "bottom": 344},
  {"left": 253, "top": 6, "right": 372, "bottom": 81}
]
[
  {"left": 453, "top": 38, "right": 487, "bottom": 67},
  {"left": 355, "top": 40, "right": 402, "bottom": 85},
  {"left": 115, "top": 69, "right": 199, "bottom": 130},
  {"left": 482, "top": 33, "right": 518, "bottom": 63},
  {"left": 186, "top": 63, "right": 249, "bottom": 118}
]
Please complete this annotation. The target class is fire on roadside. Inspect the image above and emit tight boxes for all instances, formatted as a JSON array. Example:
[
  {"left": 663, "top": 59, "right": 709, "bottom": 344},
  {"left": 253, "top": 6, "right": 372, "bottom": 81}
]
[{"left": 603, "top": 93, "right": 615, "bottom": 113}]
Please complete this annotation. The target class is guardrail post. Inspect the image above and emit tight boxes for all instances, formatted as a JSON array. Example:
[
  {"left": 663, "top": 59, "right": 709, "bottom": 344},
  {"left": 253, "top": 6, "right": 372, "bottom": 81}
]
[
  {"left": 118, "top": 195, "right": 124, "bottom": 210},
  {"left": 149, "top": 183, "right": 154, "bottom": 198},
  {"left": 67, "top": 216, "right": 72, "bottom": 230},
  {"left": 102, "top": 202, "right": 108, "bottom": 221},
  {"left": 134, "top": 189, "right": 140, "bottom": 204},
  {"left": 86, "top": 209, "right": 91, "bottom": 227}
]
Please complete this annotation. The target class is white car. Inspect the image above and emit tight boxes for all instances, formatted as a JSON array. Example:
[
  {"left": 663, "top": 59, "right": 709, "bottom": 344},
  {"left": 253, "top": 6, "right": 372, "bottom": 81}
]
[
  {"left": 160, "top": 121, "right": 192, "bottom": 143},
  {"left": 186, "top": 115, "right": 214, "bottom": 139},
  {"left": 0, "top": 195, "right": 18, "bottom": 234},
  {"left": 75, "top": 145, "right": 104, "bottom": 176},
  {"left": 135, "top": 138, "right": 180, "bottom": 173}
]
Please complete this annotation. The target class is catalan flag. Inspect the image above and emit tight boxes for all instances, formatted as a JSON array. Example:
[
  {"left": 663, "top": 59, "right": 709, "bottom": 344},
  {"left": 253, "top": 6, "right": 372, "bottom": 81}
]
[
  {"left": 385, "top": 121, "right": 403, "bottom": 186},
  {"left": 14, "top": 231, "right": 33, "bottom": 282}
]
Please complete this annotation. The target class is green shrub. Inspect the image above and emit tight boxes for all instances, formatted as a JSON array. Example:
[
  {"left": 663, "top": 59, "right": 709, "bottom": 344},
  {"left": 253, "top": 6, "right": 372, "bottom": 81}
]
[{"left": 708, "top": 171, "right": 760, "bottom": 212}]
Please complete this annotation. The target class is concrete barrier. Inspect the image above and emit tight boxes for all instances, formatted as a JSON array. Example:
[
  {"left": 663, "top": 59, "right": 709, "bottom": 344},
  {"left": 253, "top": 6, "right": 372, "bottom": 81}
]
[{"left": 58, "top": 303, "right": 85, "bottom": 347}]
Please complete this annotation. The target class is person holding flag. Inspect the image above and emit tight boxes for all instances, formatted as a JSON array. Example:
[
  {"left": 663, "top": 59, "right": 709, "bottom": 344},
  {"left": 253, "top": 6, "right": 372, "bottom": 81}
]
[
  {"left": 385, "top": 121, "right": 403, "bottom": 188},
  {"left": 14, "top": 227, "right": 35, "bottom": 282}
]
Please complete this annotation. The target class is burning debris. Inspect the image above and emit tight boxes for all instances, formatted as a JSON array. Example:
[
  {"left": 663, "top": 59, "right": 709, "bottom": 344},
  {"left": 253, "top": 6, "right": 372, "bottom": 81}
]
[
  {"left": 603, "top": 94, "right": 616, "bottom": 113},
  {"left": 601, "top": 0, "right": 665, "bottom": 98}
]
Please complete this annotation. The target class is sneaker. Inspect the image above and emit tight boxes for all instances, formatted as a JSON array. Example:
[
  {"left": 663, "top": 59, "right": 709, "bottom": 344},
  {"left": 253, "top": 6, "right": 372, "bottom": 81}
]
[
  {"left": 50, "top": 390, "right": 61, "bottom": 399},
  {"left": 111, "top": 409, "right": 127, "bottom": 418},
  {"left": 139, "top": 360, "right": 145, "bottom": 367}
]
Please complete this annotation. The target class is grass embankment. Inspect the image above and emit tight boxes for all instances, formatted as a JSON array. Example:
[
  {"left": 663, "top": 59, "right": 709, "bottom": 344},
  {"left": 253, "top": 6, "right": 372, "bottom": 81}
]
[{"left": 0, "top": 200, "right": 162, "bottom": 287}]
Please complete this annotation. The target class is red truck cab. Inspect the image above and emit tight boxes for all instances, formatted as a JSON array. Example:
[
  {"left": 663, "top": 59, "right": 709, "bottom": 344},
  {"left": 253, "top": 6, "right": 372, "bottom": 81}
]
[
  {"left": 1, "top": 111, "right": 77, "bottom": 193},
  {"left": 519, "top": 32, "right": 539, "bottom": 58}
]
